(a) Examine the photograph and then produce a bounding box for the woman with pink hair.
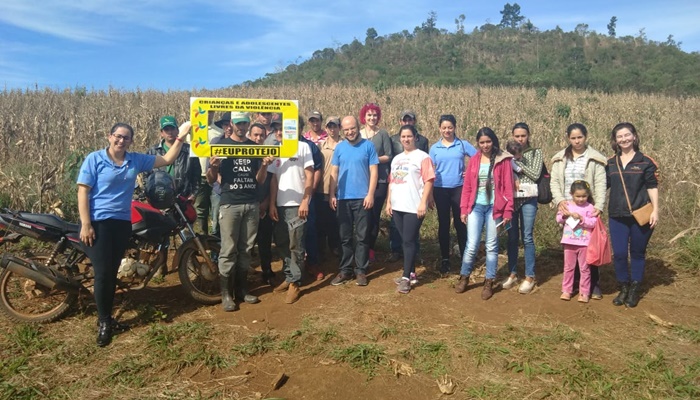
[359,103,393,262]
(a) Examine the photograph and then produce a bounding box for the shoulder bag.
[535,162,552,204]
[616,156,653,226]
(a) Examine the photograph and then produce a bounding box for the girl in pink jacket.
[556,180,598,302]
[454,128,514,300]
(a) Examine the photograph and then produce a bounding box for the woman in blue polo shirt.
[429,114,477,275]
[77,121,190,347]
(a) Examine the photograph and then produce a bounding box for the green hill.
[254,12,700,96]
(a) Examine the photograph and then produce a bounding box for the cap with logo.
[231,112,251,124]
[159,115,178,130]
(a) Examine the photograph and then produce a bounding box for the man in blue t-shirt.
[329,116,379,286]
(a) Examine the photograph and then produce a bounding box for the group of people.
[76,103,659,347]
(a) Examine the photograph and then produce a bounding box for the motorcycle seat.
[18,213,80,234]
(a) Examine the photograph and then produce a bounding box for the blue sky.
[1,0,698,91]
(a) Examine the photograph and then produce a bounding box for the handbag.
[616,156,653,226]
[535,162,552,204]
[586,217,611,266]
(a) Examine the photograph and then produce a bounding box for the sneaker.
[369,250,376,263]
[356,273,368,286]
[578,293,590,303]
[518,278,536,294]
[331,273,352,286]
[439,259,450,275]
[560,292,572,301]
[409,272,418,285]
[502,275,518,289]
[591,285,603,300]
[386,252,402,263]
[285,282,300,304]
[397,278,411,294]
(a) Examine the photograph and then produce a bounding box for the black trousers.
[433,186,467,259]
[84,219,132,323]
[368,183,388,250]
[393,211,423,278]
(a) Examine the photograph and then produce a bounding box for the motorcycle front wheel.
[177,236,221,305]
[0,253,78,323]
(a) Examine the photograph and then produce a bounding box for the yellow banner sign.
[190,97,299,158]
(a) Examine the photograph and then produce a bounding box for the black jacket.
[144,140,201,197]
[606,152,658,218]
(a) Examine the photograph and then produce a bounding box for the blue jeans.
[460,204,501,279]
[507,198,537,278]
[609,216,653,283]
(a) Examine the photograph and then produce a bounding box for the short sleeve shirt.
[217,138,263,205]
[77,149,156,221]
[267,141,314,206]
[430,138,477,188]
[389,150,435,213]
[331,139,379,200]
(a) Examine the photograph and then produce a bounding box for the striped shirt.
[563,149,588,200]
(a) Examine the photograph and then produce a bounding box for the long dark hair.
[564,123,588,161]
[610,122,640,155]
[476,127,501,203]
[511,122,531,148]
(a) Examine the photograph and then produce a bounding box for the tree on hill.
[499,3,525,29]
[253,5,700,96]
[607,16,617,37]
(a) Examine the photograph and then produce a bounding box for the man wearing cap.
[386,110,429,263]
[207,111,271,311]
[145,115,201,199]
[329,116,379,286]
[315,116,343,259]
[303,111,328,145]
[195,112,224,237]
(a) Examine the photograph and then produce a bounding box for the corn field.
[0,84,698,244]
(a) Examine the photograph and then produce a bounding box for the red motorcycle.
[0,196,221,323]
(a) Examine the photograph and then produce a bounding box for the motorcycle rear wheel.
[177,236,221,305]
[0,253,78,323]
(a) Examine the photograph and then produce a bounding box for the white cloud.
[0,0,191,43]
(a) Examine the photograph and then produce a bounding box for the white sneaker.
[518,279,536,294]
[502,275,518,289]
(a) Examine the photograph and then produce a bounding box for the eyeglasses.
[112,134,132,142]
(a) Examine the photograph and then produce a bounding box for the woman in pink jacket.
[455,128,514,300]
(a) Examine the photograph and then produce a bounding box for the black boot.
[625,281,641,308]
[612,282,629,306]
[220,275,238,312]
[234,268,259,304]
[96,320,112,347]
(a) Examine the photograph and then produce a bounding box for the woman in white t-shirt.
[385,125,435,294]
